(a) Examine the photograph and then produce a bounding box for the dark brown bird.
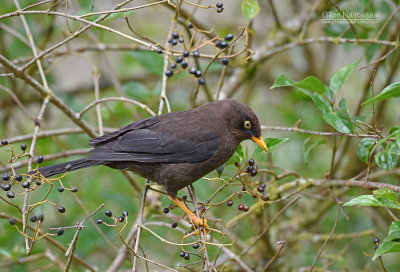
[31,99,267,227]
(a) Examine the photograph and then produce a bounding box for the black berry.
[2,173,10,181]
[1,140,8,145]
[168,38,173,43]
[238,204,244,211]
[189,67,196,74]
[234,161,240,167]
[227,200,233,207]
[165,70,173,77]
[238,192,243,198]
[374,237,379,244]
[36,180,42,186]
[192,243,199,249]
[171,222,178,228]
[105,210,112,217]
[58,186,64,192]
[222,57,228,65]
[215,40,222,48]
[187,22,193,29]
[7,192,15,198]
[183,50,189,57]
[257,184,265,193]
[171,32,179,39]
[38,214,44,222]
[58,207,66,213]
[15,175,22,182]
[178,37,184,43]
[96,219,103,224]
[261,195,269,201]
[122,210,128,217]
[179,251,185,257]
[246,166,254,173]
[224,34,234,41]
[194,70,202,78]
[192,51,200,58]
[198,78,206,85]
[71,186,78,193]
[171,39,178,46]
[30,214,37,222]
[216,2,223,8]
[22,181,30,188]
[20,144,27,151]
[219,41,228,48]
[248,159,254,166]
[2,184,11,191]
[56,227,64,236]
[250,169,257,177]
[184,253,190,260]
[181,61,188,68]
[9,218,16,225]
[38,155,44,164]
[243,206,249,212]
[156,47,163,54]
[170,63,177,69]
[176,56,184,63]
[65,164,72,171]
[118,216,124,222]
[163,207,170,214]
[37,155,44,164]
[216,7,224,13]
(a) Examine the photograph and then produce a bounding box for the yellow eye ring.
[244,120,252,130]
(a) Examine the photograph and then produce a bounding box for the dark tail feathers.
[29,159,101,178]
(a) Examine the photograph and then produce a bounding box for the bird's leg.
[168,195,209,228]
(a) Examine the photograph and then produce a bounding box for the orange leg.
[168,195,209,228]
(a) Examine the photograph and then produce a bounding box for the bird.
[30,99,267,227]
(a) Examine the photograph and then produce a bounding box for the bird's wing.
[88,116,161,146]
[87,115,220,163]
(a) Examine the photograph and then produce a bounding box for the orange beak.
[251,136,268,152]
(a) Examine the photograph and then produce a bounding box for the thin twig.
[309,202,342,272]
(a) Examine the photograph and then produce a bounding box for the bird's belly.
[160,142,237,194]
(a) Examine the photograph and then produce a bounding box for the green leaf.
[329,59,361,94]
[216,164,226,177]
[299,90,331,114]
[389,142,400,155]
[362,82,400,105]
[303,137,326,165]
[375,150,399,171]
[322,112,352,133]
[253,138,288,156]
[389,221,400,233]
[357,138,375,164]
[336,98,355,133]
[344,195,383,207]
[374,221,400,259]
[241,0,260,21]
[374,241,400,260]
[271,75,326,94]
[373,188,398,203]
[344,195,400,209]
[227,144,244,166]
[270,74,296,88]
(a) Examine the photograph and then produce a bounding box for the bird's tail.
[29,159,101,178]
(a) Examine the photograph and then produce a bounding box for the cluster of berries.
[96,209,129,225]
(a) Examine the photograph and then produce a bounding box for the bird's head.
[219,100,267,152]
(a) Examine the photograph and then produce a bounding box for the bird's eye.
[243,120,252,130]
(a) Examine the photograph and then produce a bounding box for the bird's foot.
[189,215,209,229]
